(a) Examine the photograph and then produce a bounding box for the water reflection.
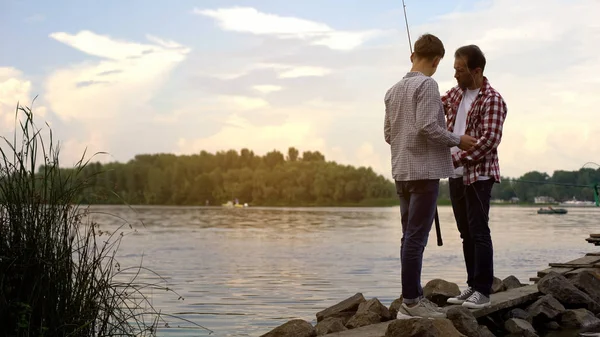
[84,205,600,336]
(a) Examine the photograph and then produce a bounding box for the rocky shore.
[259,270,600,337]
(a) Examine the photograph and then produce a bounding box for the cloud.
[176,112,327,157]
[41,31,190,164]
[0,67,47,131]
[252,85,282,94]
[194,6,384,51]
[4,0,599,180]
[186,0,600,179]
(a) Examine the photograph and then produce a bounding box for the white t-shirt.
[451,89,489,180]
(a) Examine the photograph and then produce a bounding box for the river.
[87,205,600,336]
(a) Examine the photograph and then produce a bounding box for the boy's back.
[384,72,457,181]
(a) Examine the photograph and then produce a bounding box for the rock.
[504,308,532,323]
[316,293,366,323]
[260,319,316,337]
[504,318,537,335]
[571,270,600,305]
[537,272,600,313]
[446,306,479,337]
[345,298,391,329]
[389,297,403,319]
[503,275,524,290]
[492,277,506,294]
[477,325,496,337]
[385,318,466,337]
[560,308,600,329]
[423,279,461,306]
[345,311,381,329]
[315,317,347,335]
[543,321,560,330]
[526,294,566,323]
[505,332,538,337]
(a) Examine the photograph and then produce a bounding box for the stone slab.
[471,284,540,318]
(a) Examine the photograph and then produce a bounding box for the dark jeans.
[449,177,495,297]
[395,179,439,303]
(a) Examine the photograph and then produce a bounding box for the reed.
[0,102,209,336]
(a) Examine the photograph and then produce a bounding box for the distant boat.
[222,201,248,208]
[537,207,568,215]
[558,197,595,207]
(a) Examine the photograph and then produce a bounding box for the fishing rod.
[401,0,443,246]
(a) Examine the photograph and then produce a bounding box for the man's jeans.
[449,177,495,297]
[395,179,439,303]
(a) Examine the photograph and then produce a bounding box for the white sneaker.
[400,299,446,319]
[447,287,475,305]
[462,291,491,309]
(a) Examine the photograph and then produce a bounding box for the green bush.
[0,102,209,336]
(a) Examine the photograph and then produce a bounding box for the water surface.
[88,205,600,336]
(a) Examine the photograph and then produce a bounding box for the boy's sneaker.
[462,291,491,309]
[399,299,446,319]
[447,287,475,304]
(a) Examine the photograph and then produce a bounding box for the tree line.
[50,148,600,206]
[68,148,397,206]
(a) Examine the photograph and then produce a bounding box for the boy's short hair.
[414,33,445,60]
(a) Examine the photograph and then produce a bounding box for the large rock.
[446,306,479,337]
[560,308,600,329]
[504,308,532,323]
[315,317,346,335]
[502,275,524,290]
[526,294,565,323]
[316,293,366,324]
[345,298,391,329]
[385,318,466,337]
[571,270,600,305]
[537,272,600,313]
[389,297,403,319]
[492,277,505,294]
[260,319,316,337]
[504,318,538,336]
[423,279,460,306]
[477,325,496,337]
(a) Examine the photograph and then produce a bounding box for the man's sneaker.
[447,287,475,304]
[400,299,446,319]
[462,291,491,309]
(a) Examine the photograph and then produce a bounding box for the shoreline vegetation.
[0,104,209,336]
[52,147,600,208]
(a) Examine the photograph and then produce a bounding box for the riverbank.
[260,236,600,337]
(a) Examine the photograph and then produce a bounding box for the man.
[443,45,507,309]
[384,34,476,318]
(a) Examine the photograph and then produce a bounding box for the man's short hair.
[455,45,486,71]
[413,33,445,60]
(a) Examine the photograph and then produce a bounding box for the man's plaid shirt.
[442,77,507,185]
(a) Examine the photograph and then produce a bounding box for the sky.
[1,0,599,179]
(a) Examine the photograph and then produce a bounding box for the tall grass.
[0,102,210,336]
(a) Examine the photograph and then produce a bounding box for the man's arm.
[416,79,460,147]
[441,87,456,117]
[452,94,507,166]
[384,90,391,144]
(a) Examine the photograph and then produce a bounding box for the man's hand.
[458,135,477,150]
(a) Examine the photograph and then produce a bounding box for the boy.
[384,34,476,318]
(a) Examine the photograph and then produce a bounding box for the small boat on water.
[537,207,567,215]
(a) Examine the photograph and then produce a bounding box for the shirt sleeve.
[384,89,391,144]
[453,94,507,164]
[416,78,461,147]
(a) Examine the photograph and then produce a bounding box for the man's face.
[453,57,475,90]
